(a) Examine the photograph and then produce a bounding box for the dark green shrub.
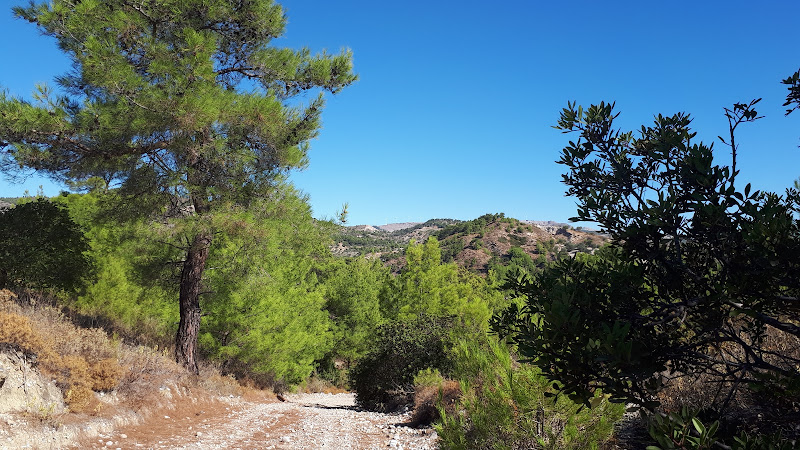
[349,314,455,411]
[0,198,93,291]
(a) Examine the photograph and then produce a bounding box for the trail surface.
[80,393,438,450]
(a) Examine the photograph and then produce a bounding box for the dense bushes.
[436,337,624,450]
[318,257,388,371]
[349,314,456,411]
[198,195,334,385]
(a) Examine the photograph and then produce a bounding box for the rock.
[0,348,65,415]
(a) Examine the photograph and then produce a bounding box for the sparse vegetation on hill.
[333,214,607,280]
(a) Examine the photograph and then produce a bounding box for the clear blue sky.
[1,1,799,225]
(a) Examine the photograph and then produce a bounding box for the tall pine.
[0,0,356,373]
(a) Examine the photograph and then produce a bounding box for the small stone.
[164,415,170,419]
[120,434,127,439]
[105,441,113,446]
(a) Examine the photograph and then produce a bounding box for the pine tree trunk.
[175,231,212,374]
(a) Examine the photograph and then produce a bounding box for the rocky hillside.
[333,214,609,274]
[331,219,458,259]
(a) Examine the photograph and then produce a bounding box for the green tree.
[382,237,502,329]
[495,97,800,414]
[198,188,334,384]
[0,1,356,372]
[0,198,93,291]
[320,257,388,366]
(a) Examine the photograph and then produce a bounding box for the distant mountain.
[333,214,608,275]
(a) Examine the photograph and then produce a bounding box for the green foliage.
[647,408,720,450]
[436,213,505,241]
[436,336,624,450]
[488,246,540,285]
[0,198,93,291]
[333,228,402,256]
[646,408,797,450]
[2,0,356,201]
[440,237,465,263]
[562,238,593,254]
[318,257,388,365]
[782,68,800,116]
[195,192,334,384]
[381,237,502,329]
[386,219,461,238]
[496,98,800,413]
[0,0,356,372]
[414,367,446,388]
[60,188,337,384]
[349,314,456,411]
[61,191,179,344]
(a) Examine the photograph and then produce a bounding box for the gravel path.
[83,393,439,450]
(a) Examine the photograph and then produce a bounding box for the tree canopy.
[0,0,356,372]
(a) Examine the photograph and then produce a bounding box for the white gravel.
[142,393,437,450]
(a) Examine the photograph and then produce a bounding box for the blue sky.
[1,1,799,225]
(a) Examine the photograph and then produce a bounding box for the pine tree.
[0,0,356,373]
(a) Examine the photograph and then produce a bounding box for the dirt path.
[78,393,438,450]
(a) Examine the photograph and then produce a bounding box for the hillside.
[333,214,609,274]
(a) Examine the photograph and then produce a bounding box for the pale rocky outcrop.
[0,347,65,415]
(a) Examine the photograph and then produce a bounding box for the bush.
[0,309,98,411]
[495,99,800,442]
[410,368,462,427]
[349,314,456,411]
[646,407,798,450]
[436,336,624,450]
[0,198,93,291]
[90,358,124,392]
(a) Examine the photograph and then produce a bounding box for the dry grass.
[655,323,800,438]
[0,289,242,416]
[301,375,348,394]
[0,290,124,412]
[410,380,462,427]
[197,363,246,397]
